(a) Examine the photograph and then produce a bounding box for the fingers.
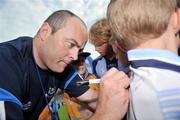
[100,67,130,89]
[95,71,130,120]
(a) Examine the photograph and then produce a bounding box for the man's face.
[40,17,88,73]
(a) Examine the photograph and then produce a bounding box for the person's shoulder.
[93,55,104,62]
[0,36,32,58]
[4,36,32,51]
[93,55,106,65]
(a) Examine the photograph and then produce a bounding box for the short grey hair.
[44,10,86,34]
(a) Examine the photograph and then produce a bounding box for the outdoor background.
[0,0,110,58]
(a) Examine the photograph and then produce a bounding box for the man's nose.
[69,49,78,60]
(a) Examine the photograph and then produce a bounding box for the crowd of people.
[0,0,180,120]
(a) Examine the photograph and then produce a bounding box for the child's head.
[107,0,178,50]
[89,18,110,46]
[89,18,115,56]
[72,52,90,76]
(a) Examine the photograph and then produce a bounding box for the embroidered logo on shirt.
[45,87,56,98]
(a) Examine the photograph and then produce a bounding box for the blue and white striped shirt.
[127,49,180,120]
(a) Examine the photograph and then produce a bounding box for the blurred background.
[0,0,110,58]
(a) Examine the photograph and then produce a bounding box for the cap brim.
[78,52,91,59]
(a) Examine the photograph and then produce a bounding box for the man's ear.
[39,22,52,41]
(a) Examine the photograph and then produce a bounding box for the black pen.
[76,79,101,86]
[76,78,130,89]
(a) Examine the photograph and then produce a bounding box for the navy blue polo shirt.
[0,36,89,120]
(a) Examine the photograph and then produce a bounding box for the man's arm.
[90,68,129,120]
[4,101,24,120]
[0,45,25,120]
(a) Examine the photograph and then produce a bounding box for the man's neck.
[33,38,48,70]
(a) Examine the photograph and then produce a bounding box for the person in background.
[72,52,95,79]
[89,18,129,78]
[0,9,130,120]
[72,52,99,91]
[108,0,180,119]
[63,52,99,120]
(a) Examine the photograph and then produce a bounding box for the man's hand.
[91,68,130,120]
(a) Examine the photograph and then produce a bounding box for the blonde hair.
[89,18,111,46]
[107,0,177,49]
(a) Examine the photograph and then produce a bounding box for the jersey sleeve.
[0,45,24,98]
[4,101,24,120]
[0,45,24,119]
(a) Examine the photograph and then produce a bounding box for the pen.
[76,79,101,86]
[76,78,130,89]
